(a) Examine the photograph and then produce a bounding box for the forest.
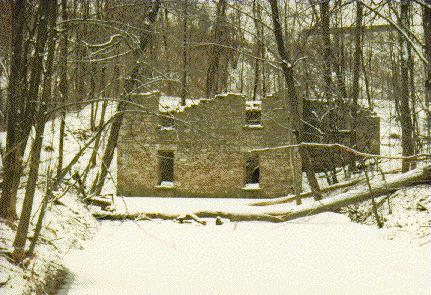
[0,0,430,294]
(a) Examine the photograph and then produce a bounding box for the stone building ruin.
[117,92,379,198]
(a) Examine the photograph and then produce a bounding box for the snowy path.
[58,213,430,295]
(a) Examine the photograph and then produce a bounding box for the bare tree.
[181,0,188,106]
[320,0,333,101]
[350,1,363,170]
[252,0,263,101]
[0,0,27,220]
[333,0,348,99]
[91,0,161,195]
[13,0,58,261]
[206,0,227,97]
[268,0,322,204]
[0,0,51,220]
[399,0,415,172]
[56,0,69,177]
[424,2,431,153]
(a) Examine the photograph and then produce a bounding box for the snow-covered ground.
[58,213,430,295]
[0,191,96,294]
[1,97,429,294]
[55,97,430,295]
[0,104,108,294]
[342,184,430,246]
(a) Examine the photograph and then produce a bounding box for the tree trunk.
[161,9,172,95]
[0,0,50,220]
[0,0,27,220]
[74,0,88,105]
[399,0,414,172]
[268,0,322,203]
[13,0,57,261]
[206,0,227,97]
[113,63,121,98]
[333,0,348,99]
[350,1,363,170]
[320,0,333,101]
[333,29,347,98]
[0,60,3,126]
[252,0,262,101]
[10,0,53,215]
[407,36,418,168]
[90,63,97,131]
[56,0,69,178]
[91,0,161,195]
[181,0,188,105]
[250,177,364,207]
[259,2,267,97]
[360,48,373,110]
[423,4,431,154]
[274,165,430,223]
[13,122,46,260]
[389,36,401,119]
[27,173,50,258]
[87,100,108,171]
[90,102,125,195]
[96,166,431,223]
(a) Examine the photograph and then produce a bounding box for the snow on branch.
[250,142,431,161]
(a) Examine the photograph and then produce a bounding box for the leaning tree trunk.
[96,165,431,223]
[91,0,161,195]
[90,62,97,131]
[268,0,322,203]
[91,103,125,195]
[399,0,414,172]
[87,100,108,170]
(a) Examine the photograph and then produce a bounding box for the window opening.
[245,154,260,188]
[159,151,174,185]
[245,110,262,125]
[160,114,175,130]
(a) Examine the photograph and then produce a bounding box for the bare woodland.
[0,0,430,293]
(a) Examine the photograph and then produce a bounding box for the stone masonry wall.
[303,99,380,171]
[117,92,300,198]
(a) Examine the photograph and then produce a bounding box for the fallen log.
[250,167,406,207]
[93,165,430,223]
[85,196,112,209]
[249,178,364,207]
[93,211,284,223]
[266,165,431,221]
